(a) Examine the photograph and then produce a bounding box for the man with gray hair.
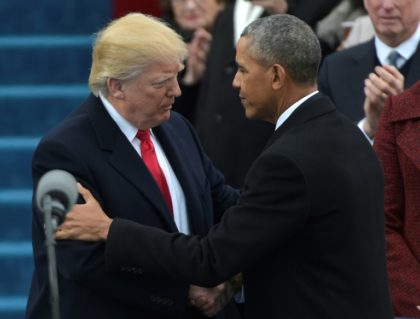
[319,0,420,141]
[56,14,393,319]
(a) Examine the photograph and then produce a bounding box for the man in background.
[319,0,420,141]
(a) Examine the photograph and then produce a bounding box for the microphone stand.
[42,194,61,319]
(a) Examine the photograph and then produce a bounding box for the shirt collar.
[99,92,139,143]
[275,91,319,131]
[375,23,420,65]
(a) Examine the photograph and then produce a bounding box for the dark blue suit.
[26,94,238,319]
[319,39,420,122]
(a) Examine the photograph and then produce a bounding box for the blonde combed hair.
[89,13,188,96]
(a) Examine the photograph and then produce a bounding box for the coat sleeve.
[105,150,309,287]
[32,138,190,316]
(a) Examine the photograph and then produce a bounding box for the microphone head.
[36,169,78,212]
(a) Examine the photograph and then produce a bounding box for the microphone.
[36,169,78,231]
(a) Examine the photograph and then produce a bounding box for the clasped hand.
[363,65,404,138]
[189,283,233,317]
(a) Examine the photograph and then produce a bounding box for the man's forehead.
[144,61,183,74]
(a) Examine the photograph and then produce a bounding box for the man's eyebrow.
[236,62,245,70]
[152,73,177,85]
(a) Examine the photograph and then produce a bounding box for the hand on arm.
[188,282,233,317]
[363,65,404,139]
[55,183,112,241]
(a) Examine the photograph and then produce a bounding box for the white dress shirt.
[275,91,320,130]
[99,93,190,234]
[375,23,420,68]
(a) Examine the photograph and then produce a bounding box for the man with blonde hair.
[26,13,238,319]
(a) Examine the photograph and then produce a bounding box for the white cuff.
[357,118,373,145]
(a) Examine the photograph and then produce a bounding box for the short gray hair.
[241,14,321,85]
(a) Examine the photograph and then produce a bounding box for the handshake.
[53,182,243,317]
[188,273,243,317]
[188,282,234,317]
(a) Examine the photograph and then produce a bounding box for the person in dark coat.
[56,14,393,319]
[160,0,229,123]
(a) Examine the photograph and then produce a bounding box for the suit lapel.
[349,39,420,89]
[154,122,209,235]
[396,123,420,171]
[386,82,420,170]
[86,95,176,230]
[389,81,420,122]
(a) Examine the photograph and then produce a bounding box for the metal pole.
[42,194,61,319]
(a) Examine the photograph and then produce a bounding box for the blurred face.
[116,62,182,129]
[232,36,277,122]
[171,0,222,31]
[364,0,420,46]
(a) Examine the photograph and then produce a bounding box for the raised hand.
[182,28,212,86]
[363,65,404,138]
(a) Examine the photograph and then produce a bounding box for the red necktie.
[136,130,173,214]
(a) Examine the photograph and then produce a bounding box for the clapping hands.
[182,28,212,86]
[363,65,404,138]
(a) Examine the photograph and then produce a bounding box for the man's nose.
[232,71,241,89]
[170,79,182,97]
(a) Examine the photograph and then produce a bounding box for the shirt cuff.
[357,118,373,145]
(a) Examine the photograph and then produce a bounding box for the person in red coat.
[374,81,420,318]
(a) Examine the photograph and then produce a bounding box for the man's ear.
[271,64,286,90]
[107,78,125,99]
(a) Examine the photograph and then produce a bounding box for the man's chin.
[163,110,171,118]
[244,108,256,120]
[154,110,171,126]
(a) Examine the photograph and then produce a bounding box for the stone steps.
[0,1,111,317]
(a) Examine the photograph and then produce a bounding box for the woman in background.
[160,0,229,122]
[374,81,420,318]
